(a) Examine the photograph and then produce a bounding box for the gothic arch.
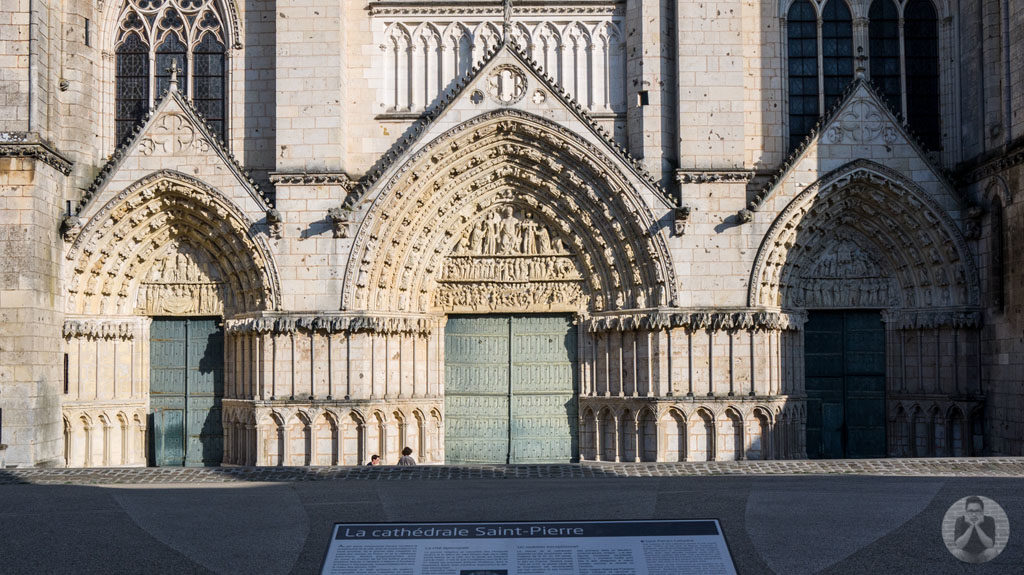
[105,0,242,51]
[749,161,979,311]
[343,111,675,314]
[66,171,280,316]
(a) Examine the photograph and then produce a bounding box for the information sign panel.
[320,519,736,575]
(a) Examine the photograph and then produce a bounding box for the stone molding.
[584,310,807,333]
[0,132,73,176]
[749,160,981,311]
[62,319,138,340]
[958,141,1024,185]
[225,314,440,336]
[343,110,677,314]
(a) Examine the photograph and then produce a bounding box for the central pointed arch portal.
[343,111,676,463]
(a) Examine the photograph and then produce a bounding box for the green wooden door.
[444,316,510,464]
[511,315,578,463]
[445,314,578,464]
[150,318,224,467]
[805,311,886,458]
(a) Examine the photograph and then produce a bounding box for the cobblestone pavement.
[2,457,1023,485]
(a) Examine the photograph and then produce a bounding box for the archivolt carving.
[749,162,980,311]
[66,171,280,316]
[342,111,675,314]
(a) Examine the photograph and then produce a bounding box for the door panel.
[510,315,578,463]
[444,316,510,464]
[805,311,886,459]
[149,318,224,467]
[444,315,577,464]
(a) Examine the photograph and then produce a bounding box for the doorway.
[805,311,886,458]
[149,317,224,466]
[444,314,578,464]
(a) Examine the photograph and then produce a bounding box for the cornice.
[0,133,73,176]
[63,319,137,340]
[675,169,755,185]
[269,172,358,190]
[585,309,807,333]
[957,138,1024,185]
[225,313,441,336]
[881,308,982,330]
[368,1,623,17]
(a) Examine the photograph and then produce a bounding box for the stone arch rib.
[748,160,979,311]
[66,171,280,316]
[342,110,675,314]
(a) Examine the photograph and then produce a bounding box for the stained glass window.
[787,0,819,151]
[821,0,853,110]
[904,0,940,150]
[115,32,150,144]
[868,0,901,113]
[155,33,188,97]
[789,0,943,153]
[193,33,226,138]
[113,0,228,144]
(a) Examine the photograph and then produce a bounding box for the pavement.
[1,459,1022,574]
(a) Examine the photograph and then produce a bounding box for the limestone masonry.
[0,0,1021,468]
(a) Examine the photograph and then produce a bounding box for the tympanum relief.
[435,206,585,312]
[136,241,227,315]
[787,235,896,309]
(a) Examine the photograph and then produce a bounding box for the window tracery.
[114,0,227,143]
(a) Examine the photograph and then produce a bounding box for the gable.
[755,82,963,219]
[75,87,270,224]
[351,41,675,211]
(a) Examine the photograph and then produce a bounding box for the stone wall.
[0,157,66,467]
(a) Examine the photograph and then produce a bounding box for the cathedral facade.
[1,0,1021,468]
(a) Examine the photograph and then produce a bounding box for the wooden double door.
[149,318,224,467]
[805,311,886,459]
[444,314,579,464]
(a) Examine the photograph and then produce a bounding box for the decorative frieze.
[585,310,807,333]
[62,319,137,340]
[269,172,358,189]
[225,314,438,336]
[882,309,982,330]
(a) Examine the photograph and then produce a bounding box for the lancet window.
[115,0,227,143]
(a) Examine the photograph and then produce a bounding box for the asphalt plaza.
[1,459,1022,574]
